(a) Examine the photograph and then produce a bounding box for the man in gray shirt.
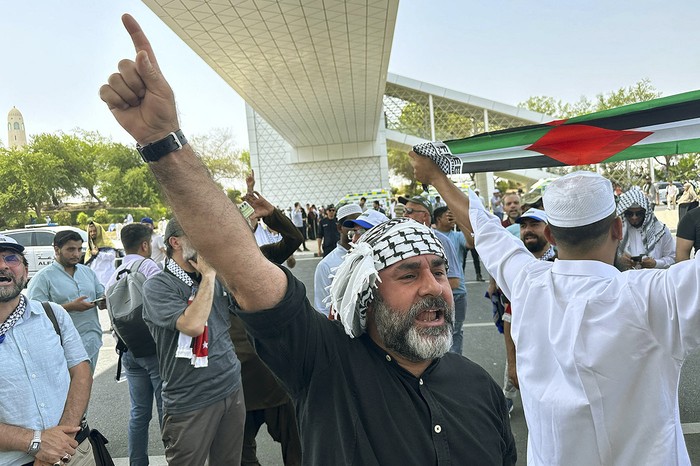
[143,218,243,466]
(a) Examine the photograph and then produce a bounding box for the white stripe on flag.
[632,117,700,146]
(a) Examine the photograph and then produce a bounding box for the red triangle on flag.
[526,124,653,165]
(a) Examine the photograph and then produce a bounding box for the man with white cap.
[313,203,364,316]
[615,188,675,271]
[411,151,700,466]
[99,17,516,463]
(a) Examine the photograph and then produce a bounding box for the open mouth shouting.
[415,309,445,327]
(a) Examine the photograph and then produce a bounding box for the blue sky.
[2,1,698,149]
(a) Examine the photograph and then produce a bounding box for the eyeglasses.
[405,207,429,215]
[0,254,22,267]
[624,210,645,219]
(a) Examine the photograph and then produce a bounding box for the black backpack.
[106,259,157,363]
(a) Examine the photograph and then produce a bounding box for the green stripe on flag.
[445,126,550,155]
[603,137,700,163]
[566,89,700,124]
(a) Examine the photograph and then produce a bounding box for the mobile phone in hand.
[238,201,254,218]
[93,297,107,306]
[630,255,644,262]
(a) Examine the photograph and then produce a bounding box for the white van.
[0,226,88,279]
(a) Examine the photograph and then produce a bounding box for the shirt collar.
[551,259,619,278]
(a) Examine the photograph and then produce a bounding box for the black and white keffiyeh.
[329,218,447,337]
[616,188,667,254]
[412,141,462,175]
[0,295,27,344]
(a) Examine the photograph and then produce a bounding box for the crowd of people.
[3,13,700,466]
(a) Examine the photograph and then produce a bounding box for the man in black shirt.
[316,204,339,257]
[676,206,700,262]
[100,16,515,465]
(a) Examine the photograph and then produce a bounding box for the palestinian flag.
[421,90,700,173]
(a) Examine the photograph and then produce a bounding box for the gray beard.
[0,274,26,303]
[372,293,454,363]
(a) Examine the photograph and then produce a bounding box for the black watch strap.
[137,130,187,162]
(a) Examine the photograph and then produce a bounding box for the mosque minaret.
[7,107,27,148]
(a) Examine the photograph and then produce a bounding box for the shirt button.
[40,403,45,408]
[385,355,392,362]
[419,379,424,385]
[31,374,37,379]
[434,425,442,433]
[22,350,27,354]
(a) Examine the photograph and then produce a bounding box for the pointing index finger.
[122,14,162,74]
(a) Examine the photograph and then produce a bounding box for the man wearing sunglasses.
[0,235,92,466]
[615,188,675,271]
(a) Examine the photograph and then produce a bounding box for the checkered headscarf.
[412,141,462,175]
[329,218,447,337]
[616,188,667,254]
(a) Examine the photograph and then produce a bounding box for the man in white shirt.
[411,154,700,466]
[614,188,675,271]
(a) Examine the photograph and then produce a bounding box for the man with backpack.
[106,223,162,466]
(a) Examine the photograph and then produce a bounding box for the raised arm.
[409,151,473,233]
[99,15,285,311]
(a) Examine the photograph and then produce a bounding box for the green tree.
[98,143,162,207]
[53,211,72,225]
[189,128,247,184]
[519,79,660,118]
[0,146,67,218]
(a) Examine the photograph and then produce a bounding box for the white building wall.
[246,104,390,209]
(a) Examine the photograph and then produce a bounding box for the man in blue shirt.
[28,230,105,371]
[0,234,91,466]
[433,206,470,354]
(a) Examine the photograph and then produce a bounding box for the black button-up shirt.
[238,267,516,465]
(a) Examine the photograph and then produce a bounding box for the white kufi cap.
[543,171,615,227]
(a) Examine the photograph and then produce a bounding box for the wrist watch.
[137,130,188,163]
[27,430,41,456]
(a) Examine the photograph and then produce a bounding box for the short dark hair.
[433,206,449,220]
[121,224,152,253]
[54,230,83,248]
[548,213,616,253]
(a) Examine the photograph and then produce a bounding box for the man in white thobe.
[411,157,700,466]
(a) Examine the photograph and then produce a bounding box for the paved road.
[90,249,700,464]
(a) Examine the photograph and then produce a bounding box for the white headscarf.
[329,218,447,337]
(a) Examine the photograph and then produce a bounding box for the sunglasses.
[624,210,645,219]
[0,254,22,266]
[405,207,429,215]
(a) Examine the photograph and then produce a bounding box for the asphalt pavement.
[90,244,700,464]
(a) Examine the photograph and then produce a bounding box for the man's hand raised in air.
[99,14,179,146]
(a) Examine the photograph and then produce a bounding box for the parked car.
[0,226,88,279]
[656,181,684,204]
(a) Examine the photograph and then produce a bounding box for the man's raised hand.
[408,150,445,186]
[99,14,179,145]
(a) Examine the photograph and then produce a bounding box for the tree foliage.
[189,128,248,184]
[519,79,661,118]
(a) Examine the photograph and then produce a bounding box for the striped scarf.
[166,259,208,368]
